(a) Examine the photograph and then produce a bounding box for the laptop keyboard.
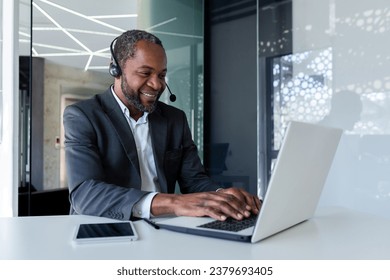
[197,215,257,232]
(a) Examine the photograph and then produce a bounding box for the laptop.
[151,121,343,243]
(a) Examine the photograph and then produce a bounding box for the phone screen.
[75,222,138,243]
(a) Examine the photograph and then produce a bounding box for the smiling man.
[63,30,260,222]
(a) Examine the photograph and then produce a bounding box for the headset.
[109,37,122,78]
[109,37,176,102]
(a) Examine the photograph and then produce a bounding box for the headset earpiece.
[109,62,121,77]
[109,37,121,77]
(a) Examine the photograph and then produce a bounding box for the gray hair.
[113,30,164,70]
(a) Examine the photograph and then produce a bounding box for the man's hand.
[151,188,262,221]
[216,187,261,217]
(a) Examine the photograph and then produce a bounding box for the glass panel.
[19,0,204,214]
[207,0,258,195]
[18,0,32,216]
[259,0,390,218]
[271,47,333,150]
[138,0,204,157]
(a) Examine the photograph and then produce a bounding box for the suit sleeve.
[63,105,147,220]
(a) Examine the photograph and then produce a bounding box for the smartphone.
[73,221,138,244]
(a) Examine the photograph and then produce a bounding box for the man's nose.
[147,75,163,91]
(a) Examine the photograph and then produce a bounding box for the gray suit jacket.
[63,88,219,220]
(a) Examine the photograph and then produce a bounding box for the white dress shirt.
[111,87,159,218]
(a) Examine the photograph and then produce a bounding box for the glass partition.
[19,0,204,215]
[258,0,390,218]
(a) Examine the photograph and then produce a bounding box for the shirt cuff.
[132,192,159,219]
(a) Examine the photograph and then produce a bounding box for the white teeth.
[142,92,156,97]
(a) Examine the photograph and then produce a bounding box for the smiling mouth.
[141,92,158,99]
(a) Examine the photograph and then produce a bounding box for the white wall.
[0,0,19,217]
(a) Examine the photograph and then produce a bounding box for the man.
[63,30,260,221]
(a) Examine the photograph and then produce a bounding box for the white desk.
[1,207,390,260]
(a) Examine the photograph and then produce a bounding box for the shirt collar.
[110,85,149,122]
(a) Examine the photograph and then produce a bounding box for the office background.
[0,0,389,219]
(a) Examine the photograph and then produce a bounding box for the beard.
[120,75,159,113]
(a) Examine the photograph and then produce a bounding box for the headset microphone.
[165,83,177,102]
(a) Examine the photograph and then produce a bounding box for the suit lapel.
[149,106,168,193]
[99,89,141,174]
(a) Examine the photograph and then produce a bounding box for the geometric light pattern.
[272,44,390,148]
